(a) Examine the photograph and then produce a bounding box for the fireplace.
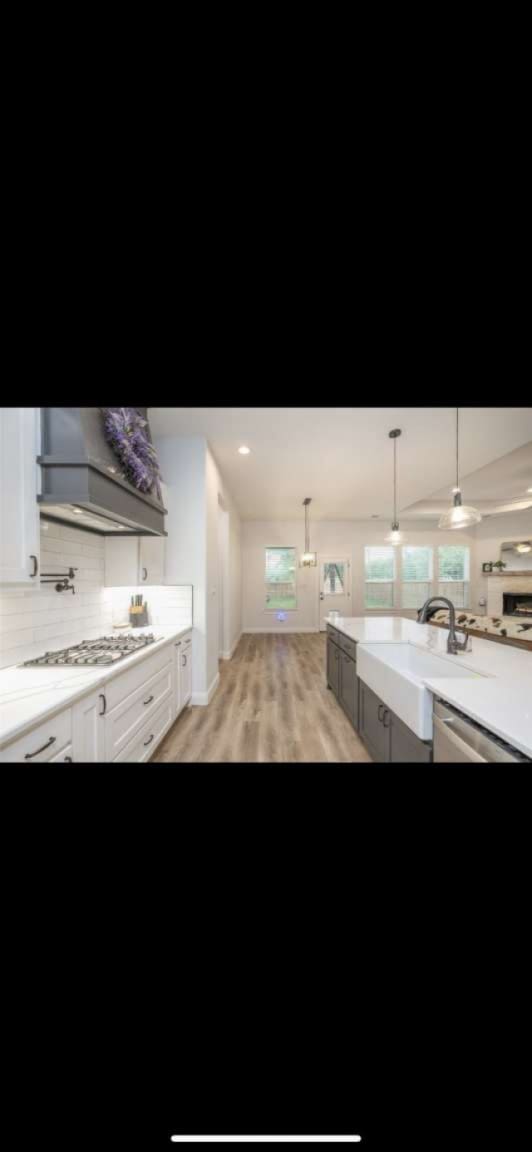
[503,592,532,618]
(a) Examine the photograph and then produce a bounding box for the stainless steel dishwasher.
[433,699,530,763]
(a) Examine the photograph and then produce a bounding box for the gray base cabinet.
[327,626,359,732]
[359,681,391,761]
[339,649,359,729]
[390,711,432,763]
[359,679,432,763]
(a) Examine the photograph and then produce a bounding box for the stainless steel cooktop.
[22,633,157,667]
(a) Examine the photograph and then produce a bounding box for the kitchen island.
[325,615,532,761]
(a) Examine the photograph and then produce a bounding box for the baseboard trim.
[191,672,220,707]
[242,627,319,634]
[220,631,243,660]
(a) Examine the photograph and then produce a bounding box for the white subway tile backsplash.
[0,521,192,667]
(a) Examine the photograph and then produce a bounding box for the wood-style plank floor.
[152,633,372,763]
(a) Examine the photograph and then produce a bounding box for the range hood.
[37,408,167,536]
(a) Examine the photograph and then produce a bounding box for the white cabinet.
[0,407,40,585]
[173,631,192,719]
[0,707,72,763]
[105,536,166,587]
[72,690,106,762]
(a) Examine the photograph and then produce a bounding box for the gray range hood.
[37,408,167,536]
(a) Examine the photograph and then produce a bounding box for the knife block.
[129,607,149,628]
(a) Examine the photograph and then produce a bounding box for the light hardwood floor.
[152,633,372,763]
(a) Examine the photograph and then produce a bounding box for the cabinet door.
[359,681,391,761]
[72,691,106,762]
[139,536,166,586]
[0,407,40,584]
[104,538,139,587]
[390,711,432,763]
[179,639,192,707]
[173,641,182,719]
[339,651,357,727]
[327,636,340,695]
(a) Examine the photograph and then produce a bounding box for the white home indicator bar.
[170,1139,362,1144]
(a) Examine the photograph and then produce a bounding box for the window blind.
[364,547,395,608]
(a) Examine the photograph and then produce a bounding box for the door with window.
[319,557,351,630]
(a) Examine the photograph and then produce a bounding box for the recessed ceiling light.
[73,509,84,515]
[238,446,251,455]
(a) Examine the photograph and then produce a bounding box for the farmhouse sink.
[356,642,489,740]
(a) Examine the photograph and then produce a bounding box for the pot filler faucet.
[417,596,472,654]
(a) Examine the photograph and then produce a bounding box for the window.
[323,562,347,596]
[401,546,433,609]
[364,547,395,609]
[265,547,297,610]
[437,545,470,608]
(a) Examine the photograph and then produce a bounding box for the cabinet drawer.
[338,633,357,661]
[0,707,72,763]
[105,661,173,760]
[105,645,172,713]
[326,624,341,642]
[50,742,74,763]
[115,698,174,762]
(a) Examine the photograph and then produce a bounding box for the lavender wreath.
[101,408,162,499]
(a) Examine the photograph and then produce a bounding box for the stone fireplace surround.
[487,575,532,618]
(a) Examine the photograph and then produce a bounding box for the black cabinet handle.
[142,567,148,581]
[64,756,73,762]
[24,735,56,760]
[182,655,187,666]
[383,709,390,728]
[378,704,384,722]
[143,734,154,747]
[99,693,106,716]
[30,555,38,577]
[143,695,154,706]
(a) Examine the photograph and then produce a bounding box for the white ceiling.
[149,407,532,522]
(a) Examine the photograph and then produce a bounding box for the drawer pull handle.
[25,735,56,760]
[99,693,106,716]
[181,655,187,666]
[64,756,73,762]
[143,695,154,706]
[142,567,148,581]
[30,554,39,577]
[144,734,154,747]
[378,704,384,722]
[175,642,181,648]
[383,709,390,728]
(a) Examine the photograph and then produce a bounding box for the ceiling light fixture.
[438,408,482,530]
[384,429,405,546]
[238,445,251,455]
[300,497,317,566]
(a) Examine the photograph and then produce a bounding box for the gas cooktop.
[22,633,157,667]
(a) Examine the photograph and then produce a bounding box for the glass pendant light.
[384,429,405,545]
[300,497,317,566]
[438,408,482,530]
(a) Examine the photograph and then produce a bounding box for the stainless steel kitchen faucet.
[417,596,472,654]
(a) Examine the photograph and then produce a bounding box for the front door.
[319,557,351,630]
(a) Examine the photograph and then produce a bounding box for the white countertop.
[0,625,192,749]
[325,615,532,756]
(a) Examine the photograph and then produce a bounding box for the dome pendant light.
[300,497,317,566]
[438,408,482,530]
[384,429,405,546]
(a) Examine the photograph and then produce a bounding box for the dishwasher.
[433,699,530,763]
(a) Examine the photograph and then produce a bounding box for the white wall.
[155,436,241,701]
[242,519,478,631]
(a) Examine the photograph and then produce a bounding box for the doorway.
[319,556,351,630]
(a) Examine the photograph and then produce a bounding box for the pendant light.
[438,408,482,530]
[384,429,405,546]
[514,541,531,554]
[300,497,317,566]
